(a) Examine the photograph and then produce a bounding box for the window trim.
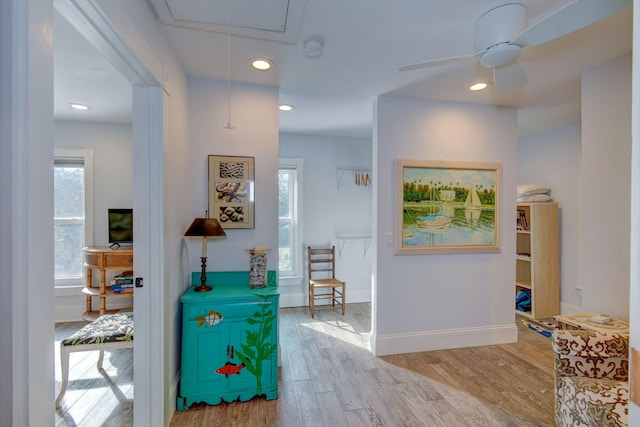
[54,148,94,288]
[279,158,303,286]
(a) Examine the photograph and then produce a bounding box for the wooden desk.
[82,246,133,321]
[554,312,629,335]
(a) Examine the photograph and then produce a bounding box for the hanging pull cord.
[224,9,234,129]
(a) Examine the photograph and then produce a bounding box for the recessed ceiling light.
[469,82,488,91]
[251,58,274,71]
[69,103,91,110]
[279,104,294,112]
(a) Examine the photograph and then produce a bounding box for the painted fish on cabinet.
[196,309,224,327]
[215,361,246,378]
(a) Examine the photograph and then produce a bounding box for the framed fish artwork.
[394,159,502,255]
[208,155,255,229]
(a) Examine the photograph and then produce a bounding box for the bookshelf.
[515,202,559,319]
[82,246,134,321]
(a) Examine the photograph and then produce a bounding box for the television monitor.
[108,208,133,248]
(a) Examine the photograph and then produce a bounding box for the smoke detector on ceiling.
[303,39,323,57]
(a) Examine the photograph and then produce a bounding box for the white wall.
[187,78,279,276]
[54,120,134,321]
[628,2,639,421]
[580,53,631,320]
[161,62,190,427]
[279,133,373,307]
[515,51,634,419]
[515,53,631,322]
[90,1,192,424]
[374,96,518,356]
[518,123,581,313]
[1,0,55,423]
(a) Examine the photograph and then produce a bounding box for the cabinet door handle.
[230,345,234,359]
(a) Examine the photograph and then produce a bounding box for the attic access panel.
[149,0,306,44]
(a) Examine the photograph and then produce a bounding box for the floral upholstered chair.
[552,329,629,427]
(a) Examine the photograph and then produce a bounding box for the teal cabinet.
[176,271,279,410]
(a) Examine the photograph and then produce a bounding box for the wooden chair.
[307,246,345,318]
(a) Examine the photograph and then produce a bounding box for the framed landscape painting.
[208,155,255,229]
[394,159,501,255]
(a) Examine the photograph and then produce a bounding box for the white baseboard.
[167,370,180,424]
[55,305,86,322]
[279,289,371,308]
[55,297,133,323]
[560,302,583,314]
[374,323,518,356]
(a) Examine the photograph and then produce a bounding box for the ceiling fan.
[399,0,632,93]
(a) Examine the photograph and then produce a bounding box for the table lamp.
[184,216,226,292]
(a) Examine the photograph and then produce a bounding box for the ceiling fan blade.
[513,0,631,47]
[399,52,481,72]
[493,61,528,93]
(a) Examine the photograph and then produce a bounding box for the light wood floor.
[55,304,555,426]
[54,321,134,426]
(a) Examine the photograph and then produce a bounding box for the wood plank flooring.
[55,304,555,426]
[170,304,555,427]
[54,321,134,427]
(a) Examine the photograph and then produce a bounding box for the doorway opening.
[53,1,164,424]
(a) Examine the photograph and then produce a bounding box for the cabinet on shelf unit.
[515,202,559,319]
[176,270,279,410]
[82,246,133,321]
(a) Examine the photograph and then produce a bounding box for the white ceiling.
[53,0,633,138]
[54,11,132,124]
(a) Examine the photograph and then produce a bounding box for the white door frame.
[54,1,165,425]
[1,0,56,424]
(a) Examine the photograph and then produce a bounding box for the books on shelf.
[517,209,529,231]
[112,282,134,294]
[111,271,134,293]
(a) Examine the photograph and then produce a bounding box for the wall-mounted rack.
[336,235,372,256]
[336,167,372,190]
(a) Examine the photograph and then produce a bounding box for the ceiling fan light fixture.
[279,104,295,112]
[475,3,528,52]
[469,82,488,91]
[479,43,521,68]
[251,57,274,71]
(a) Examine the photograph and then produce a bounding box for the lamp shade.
[184,218,226,237]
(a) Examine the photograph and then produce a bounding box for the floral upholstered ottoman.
[552,329,628,427]
[55,312,134,408]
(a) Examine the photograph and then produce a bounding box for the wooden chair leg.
[310,286,315,318]
[342,284,346,315]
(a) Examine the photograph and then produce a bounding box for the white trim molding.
[55,1,165,425]
[280,288,371,309]
[374,324,518,357]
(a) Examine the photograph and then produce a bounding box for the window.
[54,149,93,287]
[279,158,303,283]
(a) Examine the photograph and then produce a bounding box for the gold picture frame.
[394,158,501,255]
[208,155,255,229]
